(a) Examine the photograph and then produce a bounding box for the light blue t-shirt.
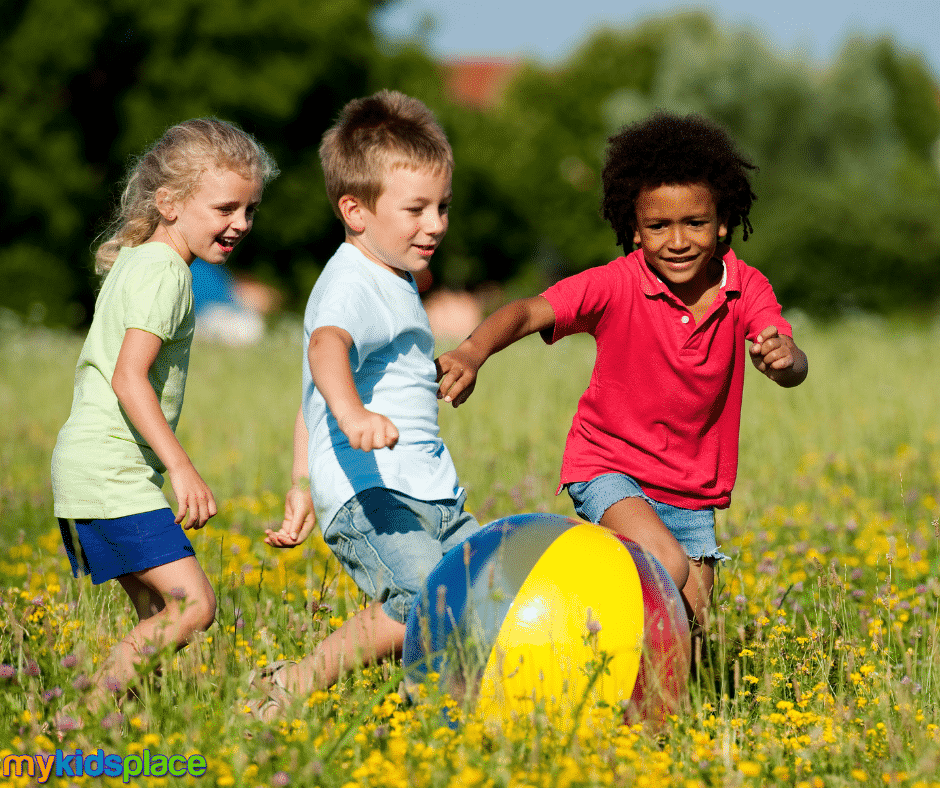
[302,242,462,527]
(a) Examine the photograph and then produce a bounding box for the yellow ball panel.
[476,523,644,724]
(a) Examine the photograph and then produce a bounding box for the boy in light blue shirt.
[256,90,478,719]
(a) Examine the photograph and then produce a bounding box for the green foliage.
[492,13,940,315]
[2,5,939,322]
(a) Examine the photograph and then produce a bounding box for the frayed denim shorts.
[566,473,728,562]
[323,487,480,623]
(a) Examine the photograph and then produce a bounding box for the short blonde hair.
[319,90,453,219]
[95,118,278,273]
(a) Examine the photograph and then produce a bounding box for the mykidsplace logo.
[2,749,207,783]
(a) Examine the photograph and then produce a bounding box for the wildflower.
[272,772,290,787]
[0,664,14,679]
[60,654,78,668]
[738,761,761,777]
[101,712,123,729]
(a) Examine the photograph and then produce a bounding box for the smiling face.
[152,167,263,265]
[341,164,451,279]
[633,182,728,299]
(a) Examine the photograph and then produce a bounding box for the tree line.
[2,2,939,325]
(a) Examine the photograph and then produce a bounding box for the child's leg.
[93,555,216,703]
[600,497,691,592]
[684,557,715,631]
[275,602,406,698]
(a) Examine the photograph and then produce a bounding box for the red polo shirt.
[541,247,792,510]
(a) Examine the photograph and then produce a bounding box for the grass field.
[1,309,939,787]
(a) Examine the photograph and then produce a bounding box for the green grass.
[1,309,939,787]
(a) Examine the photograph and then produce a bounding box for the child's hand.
[749,326,808,386]
[264,484,316,548]
[436,348,480,406]
[337,408,399,451]
[167,462,217,530]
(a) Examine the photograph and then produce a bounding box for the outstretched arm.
[436,295,556,407]
[265,407,316,548]
[112,328,217,529]
[749,326,808,387]
[309,325,399,451]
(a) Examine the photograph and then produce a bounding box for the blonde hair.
[319,90,453,220]
[95,118,278,274]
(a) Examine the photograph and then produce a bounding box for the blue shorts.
[566,473,728,562]
[323,488,480,623]
[58,509,196,585]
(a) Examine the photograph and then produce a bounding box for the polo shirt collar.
[632,246,743,298]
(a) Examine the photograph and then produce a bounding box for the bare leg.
[600,497,691,592]
[91,556,216,707]
[683,557,715,632]
[254,602,405,721]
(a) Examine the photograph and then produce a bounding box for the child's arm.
[749,326,808,387]
[309,325,399,451]
[436,295,556,407]
[265,406,316,548]
[111,328,217,529]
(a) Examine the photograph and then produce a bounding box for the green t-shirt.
[52,243,195,519]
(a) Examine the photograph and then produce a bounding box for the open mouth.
[216,237,239,253]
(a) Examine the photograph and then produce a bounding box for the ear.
[155,187,177,222]
[632,226,642,247]
[339,194,366,234]
[718,218,729,239]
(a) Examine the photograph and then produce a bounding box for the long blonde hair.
[94,118,278,274]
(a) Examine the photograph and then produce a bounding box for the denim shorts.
[323,488,480,623]
[566,473,728,562]
[58,508,196,585]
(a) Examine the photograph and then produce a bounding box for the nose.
[424,210,447,237]
[667,225,689,250]
[231,210,252,233]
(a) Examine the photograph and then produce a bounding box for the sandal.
[246,660,296,722]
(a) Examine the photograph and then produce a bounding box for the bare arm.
[749,326,809,388]
[436,295,556,406]
[111,328,216,529]
[309,325,399,451]
[265,406,316,548]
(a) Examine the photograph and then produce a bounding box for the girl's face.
[632,182,727,298]
[154,167,263,265]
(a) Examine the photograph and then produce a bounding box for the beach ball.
[403,513,690,725]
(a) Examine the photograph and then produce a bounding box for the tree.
[0,0,393,324]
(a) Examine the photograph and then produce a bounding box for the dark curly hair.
[601,111,757,250]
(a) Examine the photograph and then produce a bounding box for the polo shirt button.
[681,315,690,324]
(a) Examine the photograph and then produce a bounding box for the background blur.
[3,0,939,328]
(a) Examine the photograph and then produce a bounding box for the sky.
[375,0,940,78]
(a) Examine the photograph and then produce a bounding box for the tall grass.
[1,309,938,787]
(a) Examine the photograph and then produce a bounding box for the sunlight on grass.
[1,311,939,786]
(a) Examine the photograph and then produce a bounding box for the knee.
[658,544,690,592]
[181,586,217,634]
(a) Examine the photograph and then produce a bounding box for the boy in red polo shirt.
[436,112,808,628]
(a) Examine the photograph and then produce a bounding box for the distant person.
[51,118,277,723]
[437,112,808,630]
[190,258,264,346]
[254,90,479,720]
